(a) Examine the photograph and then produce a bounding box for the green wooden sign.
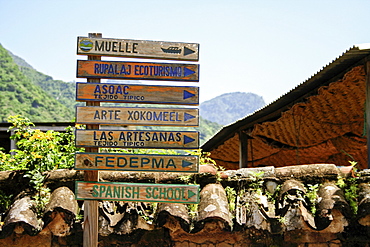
[75,152,199,173]
[75,181,199,204]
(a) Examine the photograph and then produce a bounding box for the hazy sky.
[1,0,370,104]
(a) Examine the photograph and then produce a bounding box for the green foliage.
[187,203,198,220]
[0,44,73,122]
[0,115,80,172]
[278,216,287,224]
[335,161,359,215]
[24,169,51,216]
[248,171,265,195]
[305,184,319,215]
[75,211,84,221]
[198,117,223,143]
[0,115,80,216]
[19,66,79,111]
[6,49,33,69]
[179,174,193,184]
[187,149,216,166]
[138,203,157,223]
[0,190,12,212]
[337,176,359,215]
[225,186,237,213]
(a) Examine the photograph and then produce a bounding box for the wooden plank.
[75,152,199,173]
[77,60,199,82]
[75,181,200,204]
[76,106,199,126]
[76,82,199,105]
[77,36,199,61]
[75,129,199,149]
[83,32,101,247]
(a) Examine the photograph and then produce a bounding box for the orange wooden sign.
[76,83,199,105]
[77,36,199,61]
[76,181,199,204]
[75,152,199,173]
[77,60,199,81]
[75,129,199,149]
[76,106,199,126]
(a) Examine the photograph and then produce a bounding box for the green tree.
[0,44,73,122]
[0,115,81,215]
[0,115,79,172]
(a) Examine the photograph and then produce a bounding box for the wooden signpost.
[76,106,199,126]
[77,36,199,61]
[76,82,199,105]
[75,129,199,149]
[75,33,200,247]
[75,152,199,173]
[76,181,199,204]
[77,60,199,81]
[81,33,101,247]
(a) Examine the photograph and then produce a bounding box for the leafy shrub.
[0,115,80,172]
[0,115,81,216]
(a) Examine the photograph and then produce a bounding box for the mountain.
[18,67,78,110]
[2,45,222,144]
[200,92,266,125]
[8,49,78,111]
[5,46,268,144]
[0,43,73,122]
[6,50,34,69]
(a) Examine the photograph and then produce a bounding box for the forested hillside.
[0,44,73,122]
[2,43,267,144]
[8,49,78,110]
[1,45,222,144]
[19,67,78,110]
[1,43,264,144]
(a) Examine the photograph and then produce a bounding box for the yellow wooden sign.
[77,60,199,81]
[75,152,199,173]
[76,82,199,105]
[76,181,199,204]
[75,130,199,149]
[77,36,199,61]
[76,106,199,126]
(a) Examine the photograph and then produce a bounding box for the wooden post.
[83,33,101,247]
[366,59,370,169]
[239,130,249,168]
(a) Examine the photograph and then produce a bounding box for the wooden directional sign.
[76,82,199,105]
[76,181,199,204]
[75,129,199,149]
[77,60,199,82]
[77,36,199,61]
[76,106,199,127]
[75,152,199,173]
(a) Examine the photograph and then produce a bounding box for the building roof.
[201,44,370,170]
